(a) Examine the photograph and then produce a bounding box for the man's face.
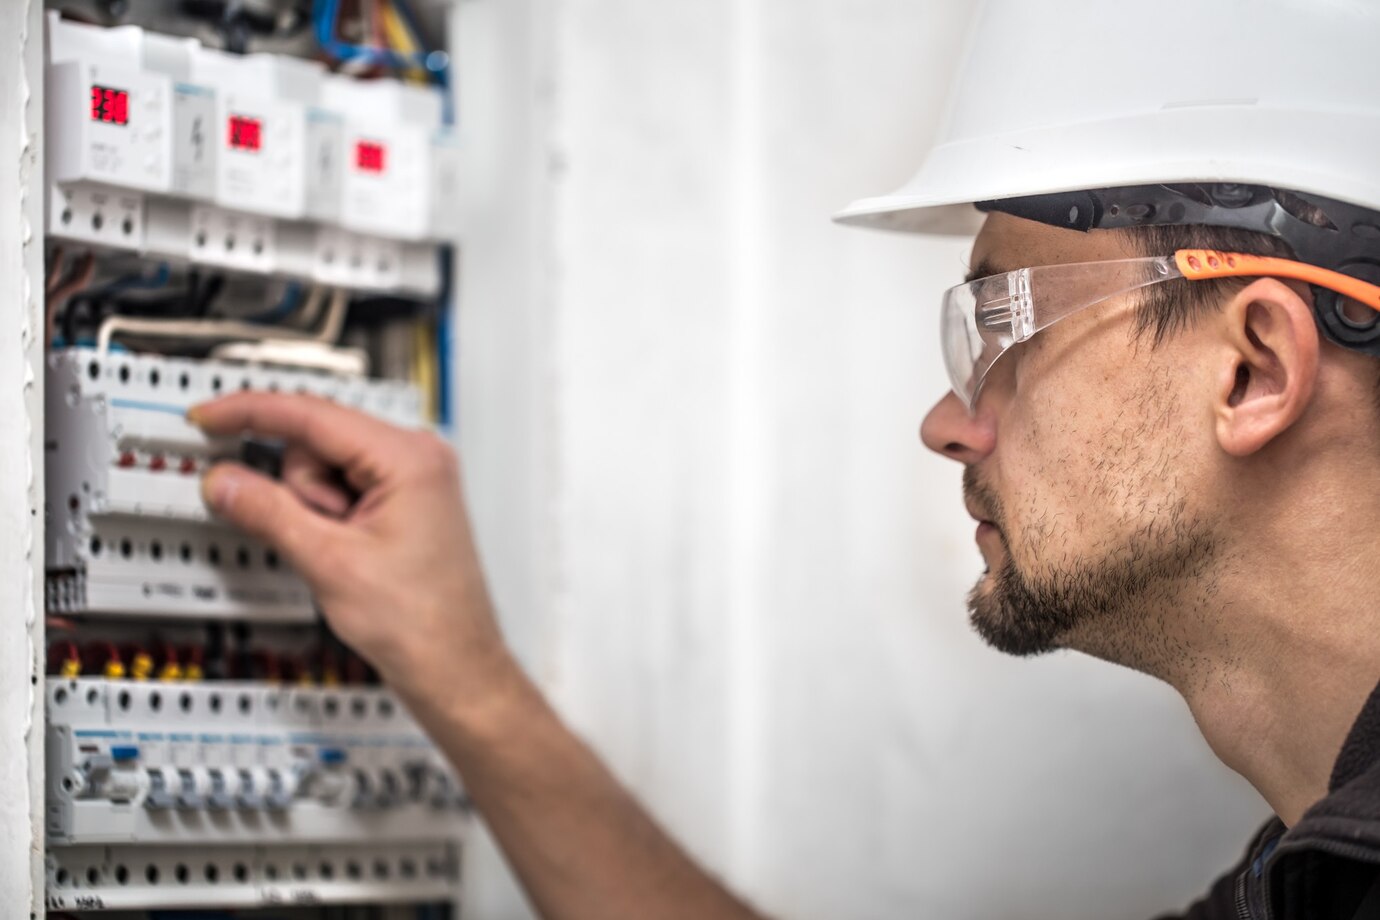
[921,213,1220,664]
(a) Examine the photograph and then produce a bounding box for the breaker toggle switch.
[264,767,295,810]
[303,759,351,807]
[237,767,266,810]
[374,768,403,808]
[404,761,429,802]
[145,768,176,810]
[431,773,455,810]
[76,752,148,805]
[350,767,374,809]
[206,767,236,810]
[175,767,204,810]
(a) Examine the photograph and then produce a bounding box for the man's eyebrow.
[963,257,1007,284]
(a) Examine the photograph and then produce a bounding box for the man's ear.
[1213,278,1319,457]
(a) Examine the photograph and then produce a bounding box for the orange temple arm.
[1175,249,1380,313]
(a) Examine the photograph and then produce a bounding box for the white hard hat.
[834,0,1380,235]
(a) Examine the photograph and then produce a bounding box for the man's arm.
[191,392,766,920]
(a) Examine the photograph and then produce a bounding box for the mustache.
[962,466,1005,531]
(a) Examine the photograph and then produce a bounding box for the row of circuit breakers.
[42,12,468,913]
[48,11,460,296]
[44,351,468,913]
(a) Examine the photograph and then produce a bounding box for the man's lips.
[964,500,995,527]
[964,501,1003,550]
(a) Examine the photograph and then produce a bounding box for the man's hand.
[190,392,510,704]
[188,392,767,920]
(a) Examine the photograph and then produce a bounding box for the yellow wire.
[382,4,415,51]
[413,321,438,423]
[381,2,428,84]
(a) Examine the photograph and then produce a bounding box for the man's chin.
[966,563,1069,658]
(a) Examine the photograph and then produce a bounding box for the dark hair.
[1123,224,1298,346]
[1123,223,1380,410]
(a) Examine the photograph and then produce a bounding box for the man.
[188,0,1380,917]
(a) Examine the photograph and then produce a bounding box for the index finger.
[188,391,412,484]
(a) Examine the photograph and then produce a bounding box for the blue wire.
[312,0,447,76]
[245,281,304,324]
[51,336,121,351]
[103,262,171,295]
[437,302,452,431]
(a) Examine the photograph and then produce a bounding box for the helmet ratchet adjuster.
[978,184,1380,357]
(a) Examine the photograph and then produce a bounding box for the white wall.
[455,1,1272,918]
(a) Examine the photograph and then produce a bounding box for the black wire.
[185,268,202,314]
[204,622,226,680]
[60,292,93,346]
[194,274,226,316]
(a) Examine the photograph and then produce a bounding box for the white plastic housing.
[47,839,459,911]
[48,183,145,252]
[189,47,307,219]
[141,31,218,201]
[430,129,463,240]
[46,60,173,195]
[324,75,437,241]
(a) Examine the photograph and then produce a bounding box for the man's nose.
[920,391,996,465]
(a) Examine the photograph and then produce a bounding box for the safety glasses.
[942,249,1380,411]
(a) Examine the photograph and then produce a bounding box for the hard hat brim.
[833,106,1380,236]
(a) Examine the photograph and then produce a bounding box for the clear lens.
[939,256,1178,411]
[941,276,1014,410]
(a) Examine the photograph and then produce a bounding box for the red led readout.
[355,140,386,173]
[89,85,129,126]
[227,114,263,152]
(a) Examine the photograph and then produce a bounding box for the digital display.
[227,114,262,152]
[89,85,129,126]
[355,140,386,173]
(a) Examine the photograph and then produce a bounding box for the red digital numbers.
[355,141,386,173]
[227,115,263,152]
[89,85,129,126]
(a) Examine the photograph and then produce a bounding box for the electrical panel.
[41,3,466,915]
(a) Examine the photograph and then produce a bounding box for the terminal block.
[46,347,422,620]
[45,839,459,911]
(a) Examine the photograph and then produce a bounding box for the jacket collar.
[1330,677,1380,793]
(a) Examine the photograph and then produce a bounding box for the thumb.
[201,462,339,582]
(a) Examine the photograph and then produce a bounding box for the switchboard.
[40,2,466,915]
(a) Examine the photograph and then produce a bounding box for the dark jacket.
[1160,681,1380,920]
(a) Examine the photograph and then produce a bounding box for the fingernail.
[201,466,241,512]
[185,406,204,427]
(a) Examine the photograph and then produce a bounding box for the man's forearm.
[399,654,768,920]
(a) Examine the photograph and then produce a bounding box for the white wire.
[96,286,348,355]
[294,284,330,331]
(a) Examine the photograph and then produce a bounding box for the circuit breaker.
[46,348,421,621]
